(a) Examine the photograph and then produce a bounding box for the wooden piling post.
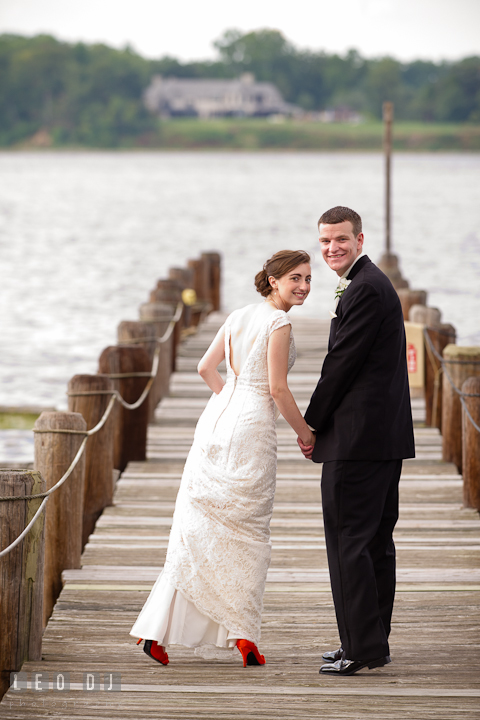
[442,346,480,472]
[397,289,427,322]
[201,252,221,311]
[408,305,441,327]
[150,280,184,371]
[169,266,194,288]
[34,412,86,625]
[0,470,46,696]
[188,257,216,327]
[67,374,115,548]
[384,101,393,256]
[139,302,174,396]
[98,345,151,472]
[461,377,480,510]
[118,321,159,420]
[169,267,195,327]
[118,321,157,358]
[376,102,409,290]
[424,323,456,429]
[150,278,183,305]
[188,257,209,302]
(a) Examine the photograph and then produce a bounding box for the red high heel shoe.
[136,638,169,665]
[236,639,266,667]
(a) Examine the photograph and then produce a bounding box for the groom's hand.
[297,436,314,460]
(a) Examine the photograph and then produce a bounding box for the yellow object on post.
[182,288,197,306]
[404,321,425,389]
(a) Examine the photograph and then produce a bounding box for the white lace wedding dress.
[130,302,296,654]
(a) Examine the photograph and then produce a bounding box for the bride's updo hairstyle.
[254,250,311,298]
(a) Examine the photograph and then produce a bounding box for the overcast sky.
[1,0,479,63]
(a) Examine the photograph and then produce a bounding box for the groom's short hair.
[318,206,362,237]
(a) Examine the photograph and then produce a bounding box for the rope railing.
[0,498,48,559]
[0,301,184,557]
[423,327,480,435]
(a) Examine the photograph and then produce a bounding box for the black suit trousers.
[321,459,402,660]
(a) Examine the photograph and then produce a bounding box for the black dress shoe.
[322,647,343,663]
[320,655,391,676]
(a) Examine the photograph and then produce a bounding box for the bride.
[130,250,315,667]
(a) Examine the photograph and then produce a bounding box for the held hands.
[297,431,315,460]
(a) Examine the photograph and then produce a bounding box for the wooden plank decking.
[2,314,480,719]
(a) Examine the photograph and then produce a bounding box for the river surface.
[1,150,479,411]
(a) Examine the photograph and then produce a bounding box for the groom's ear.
[357,233,364,250]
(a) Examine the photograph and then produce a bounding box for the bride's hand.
[297,435,315,460]
[298,430,316,450]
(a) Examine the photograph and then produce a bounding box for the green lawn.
[11,119,480,151]
[149,119,480,151]
[0,412,39,430]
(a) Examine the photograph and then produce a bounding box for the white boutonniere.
[334,278,352,300]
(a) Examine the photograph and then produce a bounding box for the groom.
[298,206,414,676]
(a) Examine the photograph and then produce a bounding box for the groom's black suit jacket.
[305,255,415,463]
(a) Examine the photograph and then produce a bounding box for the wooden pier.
[2,314,479,719]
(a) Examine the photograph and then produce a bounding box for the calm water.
[1,150,479,411]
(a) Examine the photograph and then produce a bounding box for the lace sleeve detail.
[268,311,292,336]
[268,311,296,375]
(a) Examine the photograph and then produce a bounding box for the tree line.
[0,29,479,147]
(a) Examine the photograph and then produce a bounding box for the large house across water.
[144,74,300,119]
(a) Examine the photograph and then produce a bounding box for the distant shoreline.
[8,120,480,153]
